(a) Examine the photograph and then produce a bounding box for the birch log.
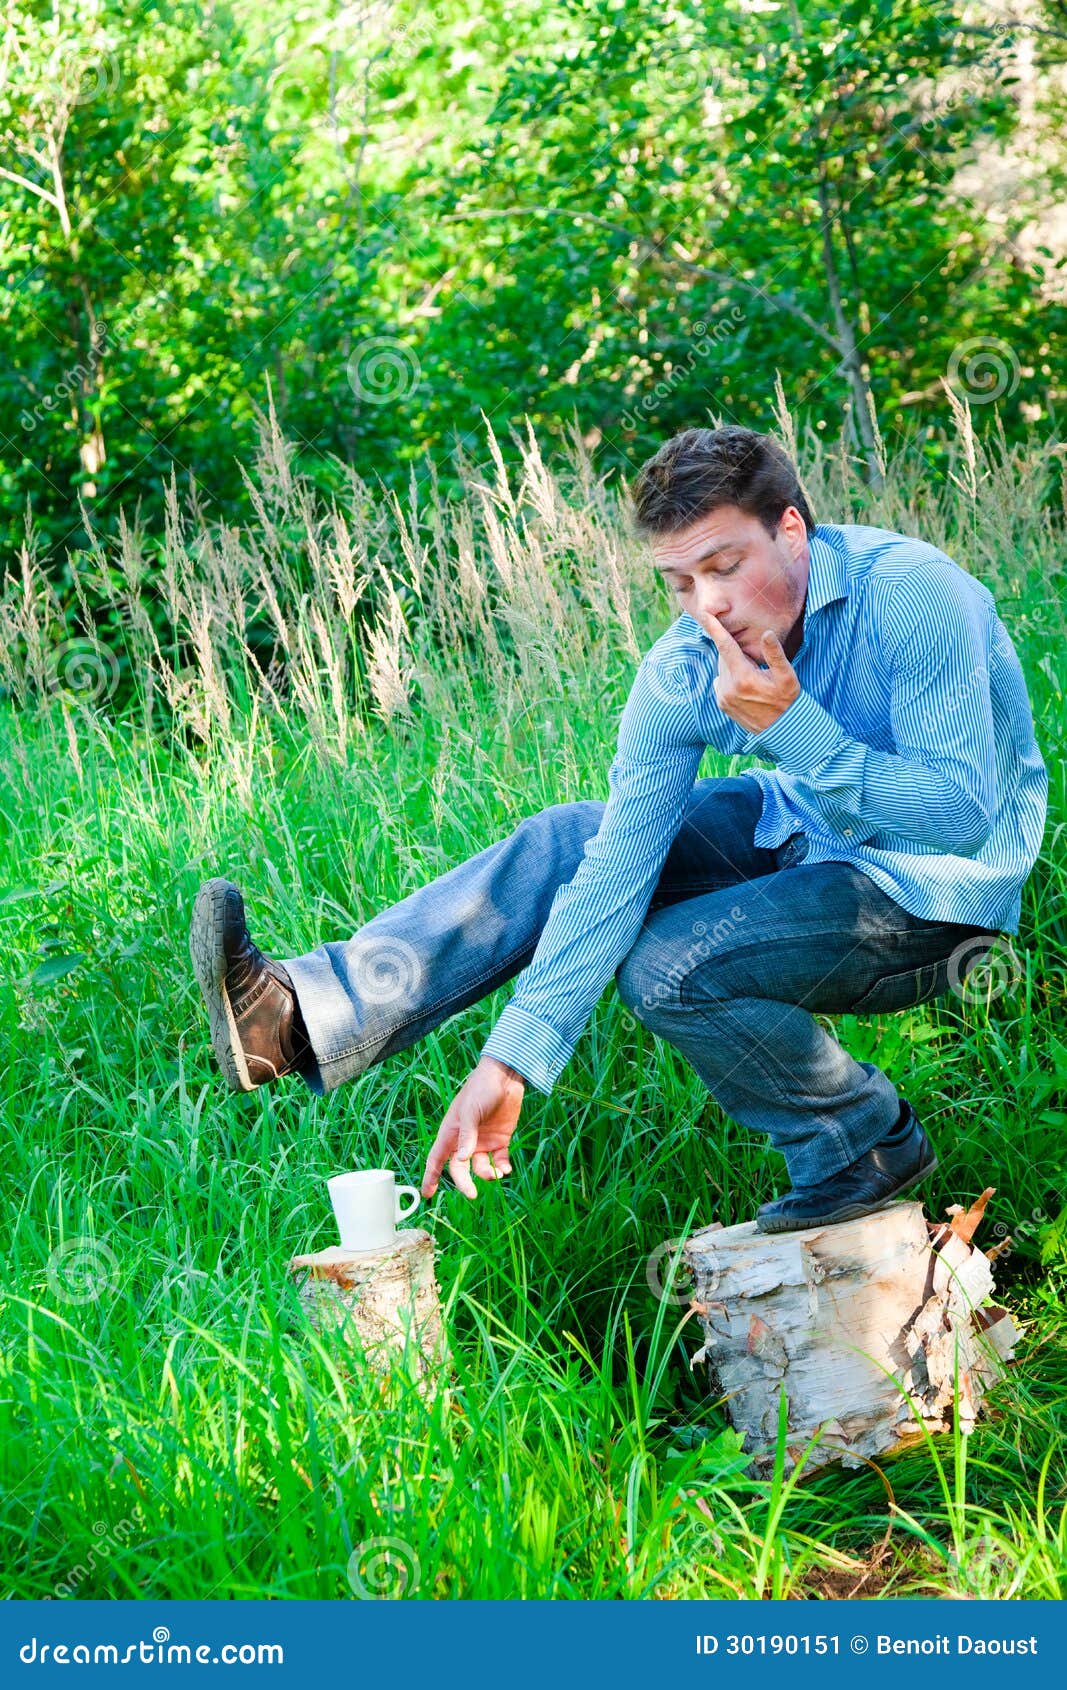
[288,1227,451,1389]
[670,1197,1020,1476]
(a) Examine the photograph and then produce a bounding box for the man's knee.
[516,798,605,861]
[615,929,682,1022]
[616,910,746,1021]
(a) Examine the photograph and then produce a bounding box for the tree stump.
[288,1228,451,1390]
[669,1195,1021,1476]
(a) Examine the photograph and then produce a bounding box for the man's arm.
[738,558,997,855]
[479,655,706,1094]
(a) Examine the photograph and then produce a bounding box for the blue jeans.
[279,776,999,1186]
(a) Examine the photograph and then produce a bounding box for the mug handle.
[395,1185,422,1222]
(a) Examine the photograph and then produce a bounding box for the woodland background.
[3,0,1067,569]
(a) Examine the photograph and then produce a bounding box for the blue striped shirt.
[481,522,1049,1095]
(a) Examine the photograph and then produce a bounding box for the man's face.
[650,503,811,663]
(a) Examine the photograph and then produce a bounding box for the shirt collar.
[804,525,850,615]
[689,524,849,649]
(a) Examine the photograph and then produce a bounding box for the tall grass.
[1,399,1065,1599]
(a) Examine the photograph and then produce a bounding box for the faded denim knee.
[516,798,605,854]
[615,930,685,1024]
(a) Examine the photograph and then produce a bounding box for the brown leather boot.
[189,878,312,1091]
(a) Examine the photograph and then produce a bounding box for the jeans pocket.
[849,958,949,1014]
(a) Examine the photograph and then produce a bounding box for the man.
[189,426,1048,1232]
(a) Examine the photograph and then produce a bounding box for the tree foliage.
[1,0,1064,563]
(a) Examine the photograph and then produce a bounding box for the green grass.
[1,404,1066,1599]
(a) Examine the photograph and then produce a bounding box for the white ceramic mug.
[327,1168,422,1252]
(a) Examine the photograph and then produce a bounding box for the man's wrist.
[740,686,846,768]
[482,1004,569,1094]
[481,1054,526,1086]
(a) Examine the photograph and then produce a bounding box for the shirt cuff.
[481,1003,572,1096]
[742,687,848,771]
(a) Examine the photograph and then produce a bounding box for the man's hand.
[701,613,801,734]
[420,1056,525,1200]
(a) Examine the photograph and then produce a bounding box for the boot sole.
[755,1152,939,1234]
[189,878,255,1093]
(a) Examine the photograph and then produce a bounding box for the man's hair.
[629,425,816,539]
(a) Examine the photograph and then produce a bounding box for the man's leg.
[277,799,606,1095]
[191,774,770,1094]
[614,858,998,1190]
